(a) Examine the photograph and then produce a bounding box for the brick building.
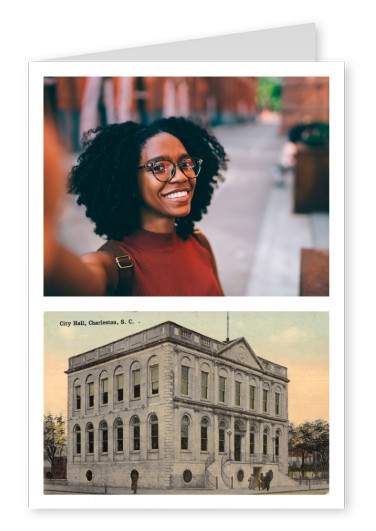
[280,77,330,135]
[66,321,292,491]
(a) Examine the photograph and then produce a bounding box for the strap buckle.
[115,255,133,269]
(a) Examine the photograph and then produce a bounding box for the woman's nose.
[169,165,188,183]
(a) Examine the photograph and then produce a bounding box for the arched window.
[263,427,269,456]
[73,380,81,411]
[250,425,256,456]
[130,362,141,400]
[150,364,159,396]
[262,386,269,413]
[150,414,159,450]
[100,371,109,406]
[74,425,81,455]
[86,376,94,409]
[218,371,227,403]
[114,366,124,403]
[181,415,190,450]
[131,416,140,451]
[181,366,189,395]
[219,420,226,453]
[201,417,209,452]
[275,429,281,457]
[234,421,243,461]
[86,422,94,454]
[249,381,256,411]
[275,389,281,416]
[114,418,124,452]
[200,363,210,400]
[100,421,108,453]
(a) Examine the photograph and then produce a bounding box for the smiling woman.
[44,117,228,296]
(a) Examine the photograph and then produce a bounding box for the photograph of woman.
[44,116,227,296]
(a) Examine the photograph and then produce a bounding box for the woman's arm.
[44,117,118,296]
[44,232,118,296]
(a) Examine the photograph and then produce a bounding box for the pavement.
[44,480,329,496]
[58,120,329,296]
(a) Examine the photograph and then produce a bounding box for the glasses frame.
[138,156,203,182]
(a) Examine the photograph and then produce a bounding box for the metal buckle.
[115,255,133,269]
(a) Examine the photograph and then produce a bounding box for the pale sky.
[44,311,329,425]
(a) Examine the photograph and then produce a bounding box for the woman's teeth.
[164,191,188,199]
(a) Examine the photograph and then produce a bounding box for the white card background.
[4,0,371,525]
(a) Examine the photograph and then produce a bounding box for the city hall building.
[66,321,292,491]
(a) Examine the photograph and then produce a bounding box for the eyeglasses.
[138,156,203,182]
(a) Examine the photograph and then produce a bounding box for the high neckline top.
[113,228,223,296]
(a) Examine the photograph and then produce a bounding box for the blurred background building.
[44,76,329,296]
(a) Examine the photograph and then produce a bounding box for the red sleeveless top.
[114,229,223,296]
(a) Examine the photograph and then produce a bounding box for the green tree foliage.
[257,77,282,112]
[43,413,66,466]
[289,419,329,476]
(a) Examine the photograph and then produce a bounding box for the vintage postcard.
[32,310,343,509]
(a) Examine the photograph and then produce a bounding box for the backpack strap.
[97,240,133,296]
[193,229,223,294]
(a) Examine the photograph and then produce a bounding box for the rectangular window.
[101,378,108,405]
[133,425,140,451]
[133,369,140,399]
[275,392,280,416]
[181,366,189,396]
[201,426,208,452]
[235,381,241,406]
[249,385,255,410]
[219,428,225,453]
[181,422,189,450]
[102,429,108,453]
[262,389,268,413]
[263,434,267,456]
[201,371,209,400]
[150,364,159,395]
[76,431,81,455]
[116,374,124,402]
[117,427,123,452]
[88,431,94,454]
[75,385,81,410]
[250,432,255,455]
[219,376,226,403]
[151,422,159,450]
[88,382,94,408]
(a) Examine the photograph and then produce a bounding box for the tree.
[44,413,66,467]
[289,419,329,477]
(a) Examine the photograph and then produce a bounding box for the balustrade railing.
[221,453,232,489]
[204,453,217,489]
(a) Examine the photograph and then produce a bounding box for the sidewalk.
[44,481,329,496]
[245,173,329,296]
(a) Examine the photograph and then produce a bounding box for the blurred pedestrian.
[248,474,255,490]
[131,470,139,494]
[259,473,265,491]
[264,469,273,491]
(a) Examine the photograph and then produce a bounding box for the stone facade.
[66,321,291,491]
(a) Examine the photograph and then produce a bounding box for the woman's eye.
[182,158,195,170]
[153,162,167,173]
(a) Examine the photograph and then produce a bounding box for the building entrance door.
[234,434,241,461]
[253,467,262,489]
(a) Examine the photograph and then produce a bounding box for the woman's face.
[137,132,196,231]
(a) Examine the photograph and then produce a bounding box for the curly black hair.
[68,116,228,240]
